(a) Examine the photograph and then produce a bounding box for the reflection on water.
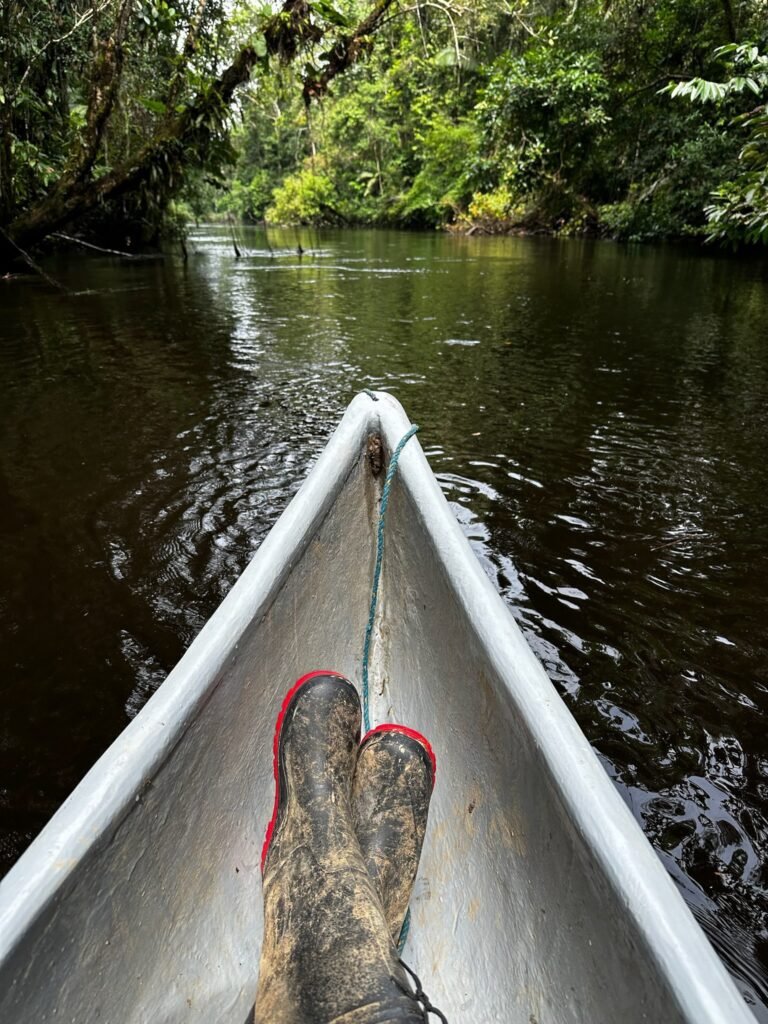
[1,227,767,1013]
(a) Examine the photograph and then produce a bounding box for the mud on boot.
[351,725,435,945]
[255,671,428,1024]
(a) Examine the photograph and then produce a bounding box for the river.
[1,226,767,1014]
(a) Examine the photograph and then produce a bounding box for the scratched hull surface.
[0,393,755,1023]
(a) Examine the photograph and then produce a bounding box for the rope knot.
[398,958,449,1023]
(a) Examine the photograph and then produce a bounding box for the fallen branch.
[2,0,396,261]
[4,43,261,257]
[0,225,68,292]
[52,231,153,259]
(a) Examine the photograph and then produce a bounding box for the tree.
[475,38,611,224]
[0,0,397,269]
[252,1,494,227]
[230,0,765,242]
[6,0,766,251]
[667,43,768,245]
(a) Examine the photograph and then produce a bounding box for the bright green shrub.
[265,162,338,224]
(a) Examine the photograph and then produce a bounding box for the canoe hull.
[0,393,754,1023]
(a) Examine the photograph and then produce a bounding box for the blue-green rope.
[397,907,411,954]
[361,394,419,957]
[361,422,420,733]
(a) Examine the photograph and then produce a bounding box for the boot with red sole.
[351,725,436,945]
[255,671,428,1024]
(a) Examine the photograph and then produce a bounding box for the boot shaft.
[256,673,428,1024]
[352,726,435,944]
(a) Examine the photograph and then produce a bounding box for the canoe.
[0,392,755,1024]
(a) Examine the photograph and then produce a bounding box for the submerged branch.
[0,225,68,291]
[52,232,156,259]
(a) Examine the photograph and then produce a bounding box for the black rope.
[397,958,449,1023]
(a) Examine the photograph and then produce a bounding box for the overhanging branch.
[3,0,399,260]
[303,0,398,104]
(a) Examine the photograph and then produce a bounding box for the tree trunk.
[0,0,395,269]
[720,0,736,42]
[0,106,14,227]
[59,0,134,190]
[1,43,261,265]
[0,0,14,225]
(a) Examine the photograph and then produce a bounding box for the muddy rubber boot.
[351,725,436,945]
[255,671,427,1024]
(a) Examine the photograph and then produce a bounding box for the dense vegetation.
[224,0,768,243]
[1,0,766,264]
[0,0,396,268]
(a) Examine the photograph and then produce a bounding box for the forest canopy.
[0,0,397,265]
[1,0,766,264]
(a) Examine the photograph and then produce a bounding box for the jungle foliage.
[2,1,767,258]
[225,0,768,244]
[666,43,768,244]
[0,0,396,267]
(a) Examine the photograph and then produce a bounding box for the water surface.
[1,227,767,1014]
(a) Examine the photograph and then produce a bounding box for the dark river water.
[1,226,767,1013]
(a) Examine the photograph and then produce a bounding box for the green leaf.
[433,47,464,68]
[138,96,168,115]
[313,1,350,28]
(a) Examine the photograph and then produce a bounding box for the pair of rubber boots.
[255,670,436,1023]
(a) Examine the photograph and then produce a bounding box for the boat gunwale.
[372,390,755,1024]
[0,394,376,957]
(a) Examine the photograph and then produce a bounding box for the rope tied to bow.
[360,418,420,734]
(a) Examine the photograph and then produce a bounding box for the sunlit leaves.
[668,79,729,102]
[666,43,768,245]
